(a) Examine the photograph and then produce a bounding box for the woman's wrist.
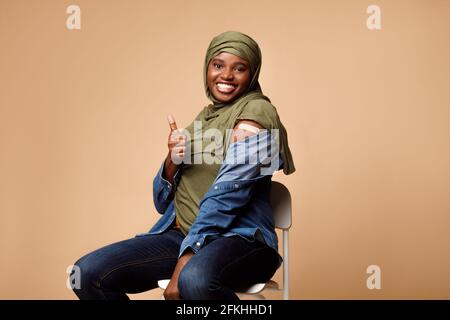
[163,151,179,184]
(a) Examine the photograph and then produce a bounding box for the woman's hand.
[163,251,194,300]
[167,114,187,164]
[163,115,186,184]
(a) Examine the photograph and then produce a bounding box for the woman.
[72,31,295,300]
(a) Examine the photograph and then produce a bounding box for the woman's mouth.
[216,82,237,94]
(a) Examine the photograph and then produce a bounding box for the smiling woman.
[207,52,251,103]
[71,31,295,300]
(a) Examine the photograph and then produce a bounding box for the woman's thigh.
[181,236,281,292]
[75,228,184,293]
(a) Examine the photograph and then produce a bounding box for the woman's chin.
[212,90,239,103]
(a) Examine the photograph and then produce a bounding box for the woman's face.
[207,52,251,103]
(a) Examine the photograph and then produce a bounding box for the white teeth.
[217,83,235,89]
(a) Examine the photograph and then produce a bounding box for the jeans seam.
[96,256,176,288]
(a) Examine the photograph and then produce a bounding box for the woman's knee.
[178,263,215,300]
[72,254,104,291]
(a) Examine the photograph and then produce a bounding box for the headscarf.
[193,30,296,175]
[203,31,263,105]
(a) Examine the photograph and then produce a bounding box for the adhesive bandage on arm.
[237,123,261,134]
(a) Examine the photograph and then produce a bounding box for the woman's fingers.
[172,146,186,154]
[169,145,186,164]
[170,132,187,146]
[167,114,178,131]
[166,115,187,163]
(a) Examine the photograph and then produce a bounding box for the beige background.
[1,0,449,299]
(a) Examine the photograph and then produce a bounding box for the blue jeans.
[73,228,281,300]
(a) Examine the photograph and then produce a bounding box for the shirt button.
[234,183,239,189]
[196,242,201,247]
[214,186,218,190]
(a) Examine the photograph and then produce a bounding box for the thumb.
[167,114,178,131]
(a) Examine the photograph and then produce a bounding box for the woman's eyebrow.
[211,58,248,67]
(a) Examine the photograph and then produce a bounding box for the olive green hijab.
[174,31,295,235]
[204,31,263,105]
[198,30,295,175]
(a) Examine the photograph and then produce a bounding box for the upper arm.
[231,120,264,143]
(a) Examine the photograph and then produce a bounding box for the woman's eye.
[234,65,246,72]
[214,63,222,69]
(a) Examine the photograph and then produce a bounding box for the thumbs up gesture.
[167,114,186,165]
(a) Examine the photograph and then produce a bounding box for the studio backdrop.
[1,0,449,299]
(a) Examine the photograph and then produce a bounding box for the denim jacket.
[137,130,282,258]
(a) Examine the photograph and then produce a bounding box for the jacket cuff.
[178,234,207,258]
[157,161,182,193]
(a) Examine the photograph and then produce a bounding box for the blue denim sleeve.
[178,130,281,257]
[153,161,182,215]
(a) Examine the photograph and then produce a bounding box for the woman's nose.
[220,68,233,80]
